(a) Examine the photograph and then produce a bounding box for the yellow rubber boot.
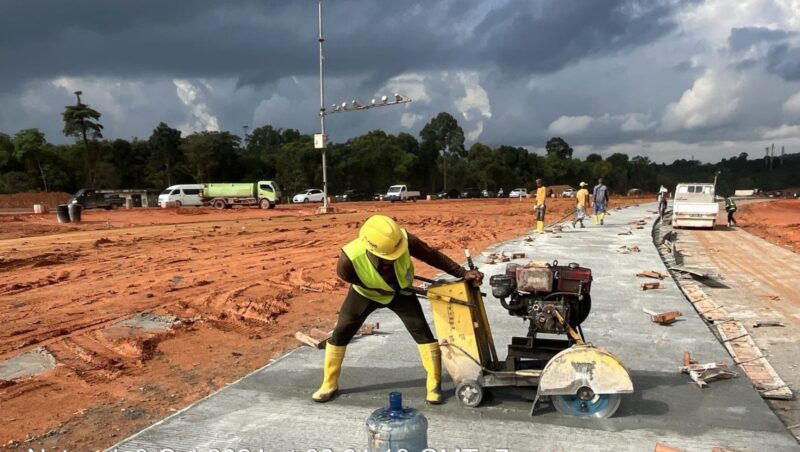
[536,221,544,234]
[312,343,347,403]
[593,214,599,225]
[599,213,605,225]
[417,342,443,404]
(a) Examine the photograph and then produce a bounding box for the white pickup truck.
[672,183,719,229]
[385,184,420,202]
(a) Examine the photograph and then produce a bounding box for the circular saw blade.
[551,393,621,418]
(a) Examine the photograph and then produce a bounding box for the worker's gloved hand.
[464,269,484,282]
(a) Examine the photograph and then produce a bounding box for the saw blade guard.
[538,344,633,397]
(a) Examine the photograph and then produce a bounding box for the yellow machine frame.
[421,278,633,415]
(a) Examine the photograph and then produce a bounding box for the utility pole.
[765,146,770,169]
[443,145,448,192]
[316,0,331,213]
[781,145,785,166]
[770,143,775,170]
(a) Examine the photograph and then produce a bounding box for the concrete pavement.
[111,203,798,452]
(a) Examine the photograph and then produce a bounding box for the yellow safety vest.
[342,229,414,304]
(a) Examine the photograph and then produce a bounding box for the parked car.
[562,188,577,197]
[481,189,495,198]
[158,184,204,207]
[437,188,461,199]
[508,188,528,198]
[373,193,385,201]
[293,189,325,203]
[461,187,482,198]
[68,188,125,210]
[335,189,370,202]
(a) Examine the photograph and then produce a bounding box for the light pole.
[314,0,412,213]
[316,0,331,213]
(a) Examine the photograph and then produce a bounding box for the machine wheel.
[303,198,309,203]
[551,391,621,418]
[212,199,226,210]
[456,380,483,408]
[259,198,270,210]
[175,201,182,208]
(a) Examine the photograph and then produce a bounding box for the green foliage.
[62,99,104,186]
[2,113,800,197]
[545,137,574,159]
[12,128,49,191]
[419,112,465,192]
[180,131,241,182]
[147,123,183,186]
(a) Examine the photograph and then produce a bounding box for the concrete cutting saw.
[414,251,633,418]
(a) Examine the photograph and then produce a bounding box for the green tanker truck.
[201,181,281,209]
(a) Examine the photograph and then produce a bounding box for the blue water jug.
[366,392,428,452]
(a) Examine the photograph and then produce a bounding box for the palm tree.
[62,91,103,186]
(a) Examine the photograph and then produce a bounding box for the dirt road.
[0,197,645,450]
[686,202,800,439]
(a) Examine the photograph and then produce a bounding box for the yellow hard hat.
[359,215,407,260]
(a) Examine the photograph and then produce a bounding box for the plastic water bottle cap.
[389,392,402,412]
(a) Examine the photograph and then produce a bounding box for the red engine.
[489,261,592,337]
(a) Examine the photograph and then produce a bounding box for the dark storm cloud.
[0,0,686,91]
[474,0,685,75]
[765,42,800,81]
[728,26,793,53]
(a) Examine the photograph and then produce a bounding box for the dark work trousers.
[329,287,435,346]
[728,210,737,226]
[536,204,547,221]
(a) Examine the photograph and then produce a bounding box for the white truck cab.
[672,183,718,229]
[385,185,420,202]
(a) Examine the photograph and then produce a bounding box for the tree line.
[1,102,798,197]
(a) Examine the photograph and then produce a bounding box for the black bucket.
[68,203,82,223]
[56,204,71,224]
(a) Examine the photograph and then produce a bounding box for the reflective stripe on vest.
[342,229,414,304]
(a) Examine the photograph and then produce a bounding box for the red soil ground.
[736,199,800,253]
[0,197,644,450]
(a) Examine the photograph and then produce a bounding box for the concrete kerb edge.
[650,215,723,342]
[106,344,300,451]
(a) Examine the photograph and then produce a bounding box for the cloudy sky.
[2,0,799,162]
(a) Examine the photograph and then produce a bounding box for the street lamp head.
[381,95,388,104]
[394,93,402,102]
[371,98,377,105]
[75,90,82,96]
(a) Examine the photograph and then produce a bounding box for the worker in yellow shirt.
[534,178,547,233]
[572,182,590,228]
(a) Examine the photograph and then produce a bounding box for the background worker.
[534,178,547,233]
[657,186,669,222]
[312,215,483,405]
[572,182,590,228]
[592,178,609,225]
[725,195,738,227]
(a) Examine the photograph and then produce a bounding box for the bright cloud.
[661,70,741,132]
[548,115,594,135]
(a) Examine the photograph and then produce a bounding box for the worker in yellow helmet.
[312,215,483,404]
[534,178,547,233]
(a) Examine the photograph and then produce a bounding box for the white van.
[158,184,204,207]
[672,183,718,228]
